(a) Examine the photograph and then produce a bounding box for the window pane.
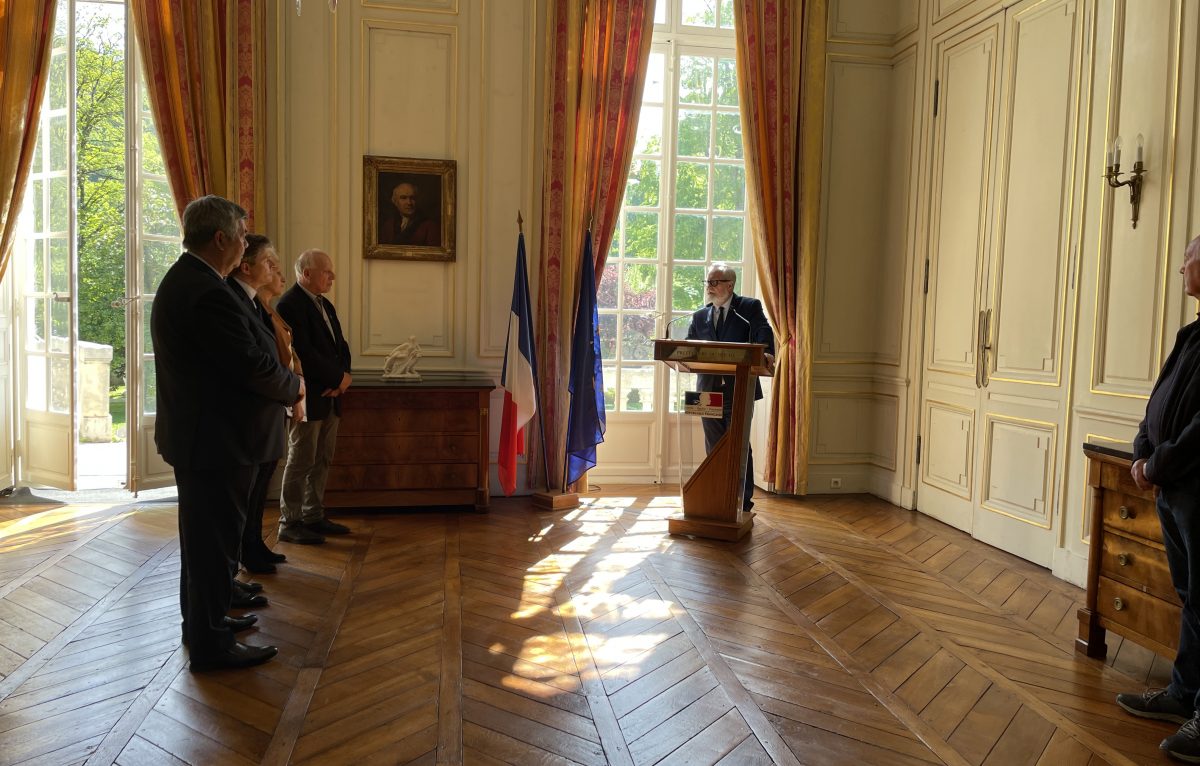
[50,238,69,293]
[26,239,46,292]
[717,58,739,106]
[603,365,617,411]
[48,175,70,231]
[598,263,619,309]
[682,0,718,28]
[673,214,707,261]
[142,239,179,294]
[635,105,664,155]
[26,297,46,351]
[142,178,178,237]
[621,314,656,361]
[715,113,743,158]
[625,159,660,207]
[142,358,156,415]
[624,212,658,259]
[712,216,743,262]
[30,180,44,231]
[50,355,70,413]
[51,298,69,349]
[142,121,167,175]
[667,311,692,340]
[48,52,69,110]
[676,110,711,157]
[719,0,734,29]
[622,263,657,310]
[678,56,713,104]
[644,52,666,102]
[672,265,706,312]
[620,365,655,412]
[49,114,69,171]
[26,356,47,410]
[599,313,617,358]
[674,162,708,208]
[713,164,745,211]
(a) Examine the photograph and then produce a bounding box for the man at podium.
[686,263,775,511]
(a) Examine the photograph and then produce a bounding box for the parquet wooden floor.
[0,488,1177,764]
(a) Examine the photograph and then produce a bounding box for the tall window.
[19,0,179,442]
[599,0,748,416]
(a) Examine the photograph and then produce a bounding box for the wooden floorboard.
[0,489,1177,764]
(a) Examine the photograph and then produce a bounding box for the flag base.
[532,490,580,511]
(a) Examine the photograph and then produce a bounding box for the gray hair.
[295,248,328,278]
[181,195,246,251]
[707,262,736,284]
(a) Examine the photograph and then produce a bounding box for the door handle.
[976,308,992,388]
[110,296,137,309]
[51,292,71,303]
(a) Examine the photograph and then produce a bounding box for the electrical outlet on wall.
[830,478,842,489]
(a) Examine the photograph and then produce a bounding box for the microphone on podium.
[663,311,696,340]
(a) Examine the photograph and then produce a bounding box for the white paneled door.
[919,0,1082,567]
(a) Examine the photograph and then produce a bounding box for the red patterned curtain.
[129,0,267,229]
[0,0,57,284]
[733,0,825,494]
[534,0,654,489]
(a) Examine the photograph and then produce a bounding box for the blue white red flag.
[565,230,606,486]
[498,233,539,496]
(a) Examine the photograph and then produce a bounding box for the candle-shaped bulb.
[1114,136,1122,167]
[1136,133,1144,164]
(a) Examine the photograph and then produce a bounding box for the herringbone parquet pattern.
[0,489,1176,764]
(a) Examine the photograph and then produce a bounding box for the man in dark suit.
[1116,235,1200,761]
[151,195,303,672]
[686,262,775,511]
[276,249,353,544]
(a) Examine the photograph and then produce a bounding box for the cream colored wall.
[812,0,921,503]
[818,0,1200,585]
[272,0,544,494]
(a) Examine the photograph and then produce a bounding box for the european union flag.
[564,230,606,486]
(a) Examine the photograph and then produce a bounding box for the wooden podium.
[654,339,769,541]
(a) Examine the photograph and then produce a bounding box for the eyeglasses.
[705,279,733,287]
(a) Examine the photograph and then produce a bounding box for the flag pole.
[519,210,552,492]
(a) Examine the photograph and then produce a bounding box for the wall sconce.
[1104,134,1146,228]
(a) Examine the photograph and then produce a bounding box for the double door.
[918,0,1084,566]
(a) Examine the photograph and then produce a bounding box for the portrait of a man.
[378,176,441,247]
[363,156,456,262]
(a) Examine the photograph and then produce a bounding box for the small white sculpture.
[382,335,422,380]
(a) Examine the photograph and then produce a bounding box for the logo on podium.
[683,391,723,418]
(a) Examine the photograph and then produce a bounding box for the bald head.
[297,249,335,295]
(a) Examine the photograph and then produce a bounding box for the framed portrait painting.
[363,155,457,261]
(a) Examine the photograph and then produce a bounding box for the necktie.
[716,306,725,333]
[316,296,336,339]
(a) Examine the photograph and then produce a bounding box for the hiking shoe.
[1163,711,1200,762]
[1117,689,1194,724]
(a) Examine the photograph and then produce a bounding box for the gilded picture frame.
[363,155,457,262]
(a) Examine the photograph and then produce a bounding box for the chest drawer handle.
[1119,506,1134,520]
[1113,597,1125,611]
[1117,553,1131,567]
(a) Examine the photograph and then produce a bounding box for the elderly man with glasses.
[685,262,775,512]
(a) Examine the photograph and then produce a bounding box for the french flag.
[498,233,539,496]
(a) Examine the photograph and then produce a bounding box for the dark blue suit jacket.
[151,254,301,469]
[276,284,351,420]
[686,294,775,401]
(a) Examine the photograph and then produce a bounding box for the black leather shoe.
[308,518,350,535]
[278,524,325,544]
[261,547,287,563]
[234,580,264,594]
[224,613,258,632]
[189,641,278,672]
[243,559,277,574]
[231,592,268,609]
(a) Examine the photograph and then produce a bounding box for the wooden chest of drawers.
[1077,442,1181,660]
[324,374,494,512]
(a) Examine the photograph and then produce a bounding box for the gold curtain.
[129,0,267,229]
[534,0,655,489]
[733,0,825,494]
[0,0,58,284]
